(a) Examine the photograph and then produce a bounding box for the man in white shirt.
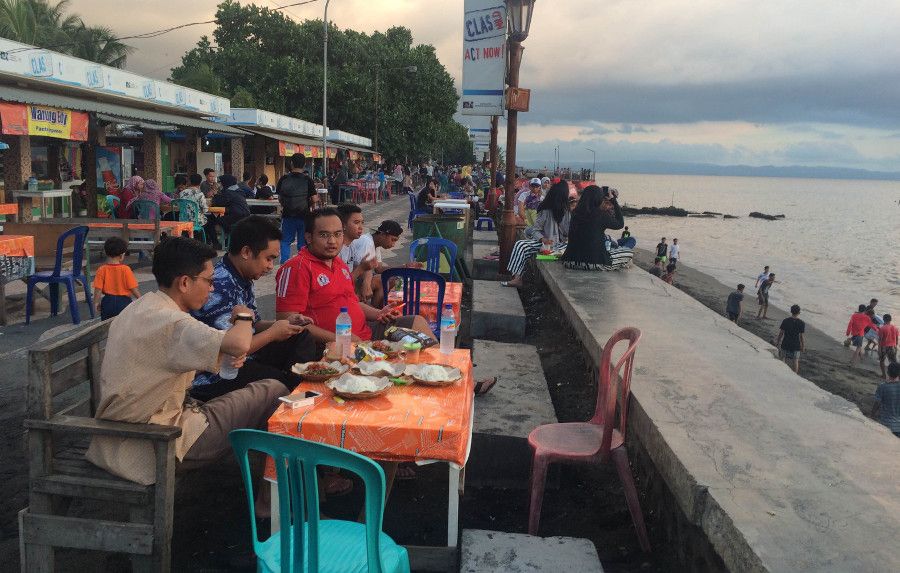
[351,220,404,306]
[755,265,770,288]
[669,238,680,266]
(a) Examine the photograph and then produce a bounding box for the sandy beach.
[631,247,886,417]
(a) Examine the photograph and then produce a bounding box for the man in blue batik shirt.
[189,215,318,402]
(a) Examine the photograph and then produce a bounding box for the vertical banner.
[461,0,506,116]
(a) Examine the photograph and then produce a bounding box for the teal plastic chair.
[229,430,410,573]
[105,195,119,219]
[131,199,160,221]
[171,198,206,242]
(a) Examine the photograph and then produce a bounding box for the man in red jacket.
[846,304,877,366]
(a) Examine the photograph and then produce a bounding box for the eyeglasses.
[190,274,215,286]
[314,231,344,240]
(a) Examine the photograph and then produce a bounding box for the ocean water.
[598,172,900,342]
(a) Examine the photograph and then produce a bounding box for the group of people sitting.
[86,211,440,499]
[501,181,636,288]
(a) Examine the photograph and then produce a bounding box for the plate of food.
[326,373,393,399]
[291,361,349,382]
[405,364,463,387]
[354,360,407,377]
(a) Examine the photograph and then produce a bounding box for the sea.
[597,172,900,343]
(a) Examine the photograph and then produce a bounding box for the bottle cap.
[339,307,348,312]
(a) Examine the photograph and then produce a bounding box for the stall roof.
[0,86,248,135]
[240,126,326,148]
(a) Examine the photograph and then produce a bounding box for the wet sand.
[632,248,885,417]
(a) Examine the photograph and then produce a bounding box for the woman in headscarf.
[561,185,634,271]
[117,175,144,218]
[501,180,574,288]
[126,178,171,217]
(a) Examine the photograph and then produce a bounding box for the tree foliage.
[0,0,133,67]
[171,1,473,164]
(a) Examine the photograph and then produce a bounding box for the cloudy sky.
[79,0,900,171]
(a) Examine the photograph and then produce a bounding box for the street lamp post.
[374,65,417,152]
[322,0,331,180]
[499,0,536,271]
[585,147,595,181]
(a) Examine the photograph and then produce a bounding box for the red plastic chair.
[526,327,650,551]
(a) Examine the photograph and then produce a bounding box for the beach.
[632,247,885,416]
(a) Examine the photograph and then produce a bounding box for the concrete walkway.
[537,261,900,572]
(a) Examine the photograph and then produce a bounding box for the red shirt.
[880,323,899,348]
[275,247,372,340]
[846,312,876,337]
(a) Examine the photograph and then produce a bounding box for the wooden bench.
[19,320,181,572]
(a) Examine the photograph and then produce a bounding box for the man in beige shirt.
[86,237,287,485]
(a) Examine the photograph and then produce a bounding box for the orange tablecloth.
[266,348,474,479]
[387,281,463,331]
[0,234,34,257]
[87,221,194,237]
[0,203,17,216]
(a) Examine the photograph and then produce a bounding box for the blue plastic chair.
[105,195,119,219]
[409,237,458,281]
[381,268,445,336]
[26,226,94,325]
[131,199,160,221]
[229,430,410,573]
[475,217,494,231]
[171,198,206,242]
[406,192,429,229]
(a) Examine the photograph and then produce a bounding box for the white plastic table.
[12,189,73,220]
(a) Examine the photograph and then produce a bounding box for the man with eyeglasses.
[87,237,287,486]
[274,207,435,344]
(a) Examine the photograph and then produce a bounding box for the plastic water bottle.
[440,304,456,354]
[27,175,38,192]
[335,307,352,359]
[219,355,239,380]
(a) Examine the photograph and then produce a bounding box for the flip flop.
[474,377,498,395]
[500,281,520,288]
[322,473,353,496]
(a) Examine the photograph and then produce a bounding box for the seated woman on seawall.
[561,185,635,271]
[502,181,574,288]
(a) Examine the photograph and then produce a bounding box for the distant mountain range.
[520,159,900,181]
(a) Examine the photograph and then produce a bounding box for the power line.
[3,0,322,55]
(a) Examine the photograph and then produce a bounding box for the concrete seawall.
[537,261,900,572]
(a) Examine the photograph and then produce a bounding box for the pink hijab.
[117,175,144,218]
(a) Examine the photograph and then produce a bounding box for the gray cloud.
[525,74,900,130]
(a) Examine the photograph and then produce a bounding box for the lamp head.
[507,0,536,42]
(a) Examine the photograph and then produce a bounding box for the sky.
[76,0,900,172]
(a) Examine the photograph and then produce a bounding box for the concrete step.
[472,240,500,281]
[467,340,557,488]
[461,529,604,573]
[472,340,557,438]
[471,280,525,341]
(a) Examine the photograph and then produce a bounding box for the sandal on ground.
[474,377,498,395]
[322,473,353,496]
[500,281,521,288]
[396,463,417,480]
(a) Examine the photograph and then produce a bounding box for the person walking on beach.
[655,237,668,263]
[661,263,677,284]
[669,238,680,266]
[843,297,879,347]
[872,362,900,437]
[776,304,805,374]
[649,257,664,278]
[755,265,770,289]
[847,304,877,366]
[879,314,898,379]
[726,284,745,324]
[756,273,775,319]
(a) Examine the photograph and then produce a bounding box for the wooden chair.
[19,320,181,572]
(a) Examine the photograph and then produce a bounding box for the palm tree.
[69,23,133,68]
[29,0,79,47]
[0,0,38,43]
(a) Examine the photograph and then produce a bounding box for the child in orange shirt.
[93,237,141,320]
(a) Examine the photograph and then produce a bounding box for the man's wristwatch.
[234,312,254,322]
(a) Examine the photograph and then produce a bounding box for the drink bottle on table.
[440,304,456,355]
[336,307,353,359]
